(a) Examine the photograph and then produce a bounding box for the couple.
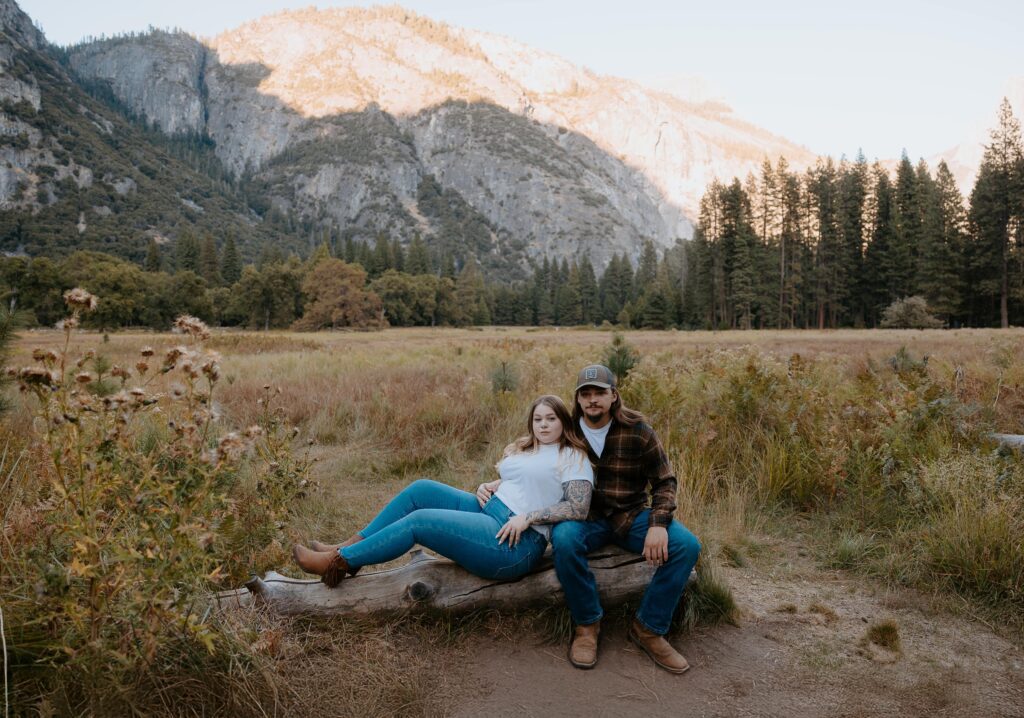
[293,364,701,673]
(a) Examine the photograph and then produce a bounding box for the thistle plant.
[5,289,310,709]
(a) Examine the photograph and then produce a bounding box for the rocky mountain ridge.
[61,5,819,269]
[0,0,309,263]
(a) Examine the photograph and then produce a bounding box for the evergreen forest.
[2,100,1022,331]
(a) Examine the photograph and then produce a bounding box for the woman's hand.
[496,515,531,546]
[476,479,501,507]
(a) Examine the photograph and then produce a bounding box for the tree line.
[684,99,1024,329]
[2,100,1021,331]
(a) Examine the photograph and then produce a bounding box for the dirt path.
[447,541,1024,718]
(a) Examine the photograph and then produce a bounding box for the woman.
[293,395,595,587]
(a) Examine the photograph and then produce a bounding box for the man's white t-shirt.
[579,418,612,458]
[495,443,594,539]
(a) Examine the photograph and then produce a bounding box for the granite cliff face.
[69,31,208,137]
[64,6,818,268]
[0,0,306,261]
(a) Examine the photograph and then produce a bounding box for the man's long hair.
[572,387,645,427]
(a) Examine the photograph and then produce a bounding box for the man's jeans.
[340,479,546,580]
[551,511,701,635]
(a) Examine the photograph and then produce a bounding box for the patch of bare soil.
[446,542,1024,718]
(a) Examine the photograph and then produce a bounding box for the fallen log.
[216,545,693,616]
[991,433,1024,449]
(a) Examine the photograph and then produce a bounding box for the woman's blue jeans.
[550,512,701,635]
[339,479,547,580]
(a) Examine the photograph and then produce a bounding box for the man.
[553,364,700,673]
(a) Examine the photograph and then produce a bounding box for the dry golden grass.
[5,325,1024,715]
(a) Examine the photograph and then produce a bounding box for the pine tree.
[199,233,221,286]
[368,234,394,278]
[556,261,583,325]
[968,98,1024,327]
[307,241,332,269]
[391,238,406,272]
[806,159,842,328]
[220,234,242,285]
[455,260,490,326]
[406,234,432,275]
[577,255,598,324]
[837,152,869,325]
[440,252,457,279]
[343,236,358,264]
[533,258,554,325]
[175,230,200,274]
[928,161,967,321]
[144,239,162,273]
[635,240,658,296]
[892,152,922,297]
[777,160,805,328]
[639,264,675,329]
[863,166,897,326]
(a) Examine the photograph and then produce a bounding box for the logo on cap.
[586,368,598,380]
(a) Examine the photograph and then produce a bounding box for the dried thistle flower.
[17,367,60,388]
[55,317,80,331]
[135,361,150,374]
[140,346,155,357]
[216,432,246,461]
[172,315,211,340]
[243,425,263,439]
[200,356,220,381]
[75,372,93,384]
[163,346,188,369]
[63,287,99,312]
[32,348,59,364]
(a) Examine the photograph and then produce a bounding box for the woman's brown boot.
[320,552,358,588]
[310,534,364,553]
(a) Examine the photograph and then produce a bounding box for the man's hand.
[476,479,500,507]
[496,515,531,546]
[643,526,669,567]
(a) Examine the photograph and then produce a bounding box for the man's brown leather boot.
[628,620,690,674]
[568,621,600,669]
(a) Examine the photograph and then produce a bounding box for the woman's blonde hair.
[503,394,591,458]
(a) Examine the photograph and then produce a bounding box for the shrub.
[865,619,901,651]
[879,296,944,329]
[2,291,310,712]
[0,303,18,416]
[602,331,638,382]
[490,360,519,394]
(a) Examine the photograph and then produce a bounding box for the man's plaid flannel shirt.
[584,419,677,537]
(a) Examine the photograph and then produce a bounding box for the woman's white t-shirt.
[494,443,594,540]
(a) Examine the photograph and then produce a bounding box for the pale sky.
[16,0,1024,160]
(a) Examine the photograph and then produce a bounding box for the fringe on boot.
[321,553,359,588]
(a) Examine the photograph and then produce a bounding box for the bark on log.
[991,433,1024,449]
[216,545,693,616]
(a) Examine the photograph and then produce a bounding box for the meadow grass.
[4,325,1024,715]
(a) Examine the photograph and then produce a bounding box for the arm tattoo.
[525,480,593,525]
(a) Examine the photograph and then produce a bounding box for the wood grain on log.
[216,545,692,616]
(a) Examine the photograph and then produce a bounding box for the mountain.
[0,0,310,264]
[62,5,818,270]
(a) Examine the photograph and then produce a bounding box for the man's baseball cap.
[575,364,616,392]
